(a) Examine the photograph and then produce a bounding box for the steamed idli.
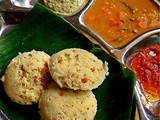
[39,82,97,120]
[1,50,50,105]
[49,48,108,90]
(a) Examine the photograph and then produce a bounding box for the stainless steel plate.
[0,0,160,120]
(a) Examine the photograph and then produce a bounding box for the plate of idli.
[0,3,135,120]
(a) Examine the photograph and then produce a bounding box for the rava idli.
[1,50,51,105]
[39,82,97,120]
[49,48,109,90]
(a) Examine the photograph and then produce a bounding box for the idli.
[1,50,51,105]
[39,82,97,120]
[49,48,109,90]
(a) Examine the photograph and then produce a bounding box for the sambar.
[84,0,160,48]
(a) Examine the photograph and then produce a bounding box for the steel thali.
[0,0,160,120]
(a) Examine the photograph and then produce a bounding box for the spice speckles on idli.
[1,50,51,105]
[49,48,109,90]
[39,82,97,120]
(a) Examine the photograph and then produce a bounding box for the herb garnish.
[121,2,135,14]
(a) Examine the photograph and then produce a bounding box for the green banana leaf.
[0,3,135,120]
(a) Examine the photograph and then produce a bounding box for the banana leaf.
[0,3,135,120]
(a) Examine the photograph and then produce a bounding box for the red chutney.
[84,0,160,48]
[131,44,160,102]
